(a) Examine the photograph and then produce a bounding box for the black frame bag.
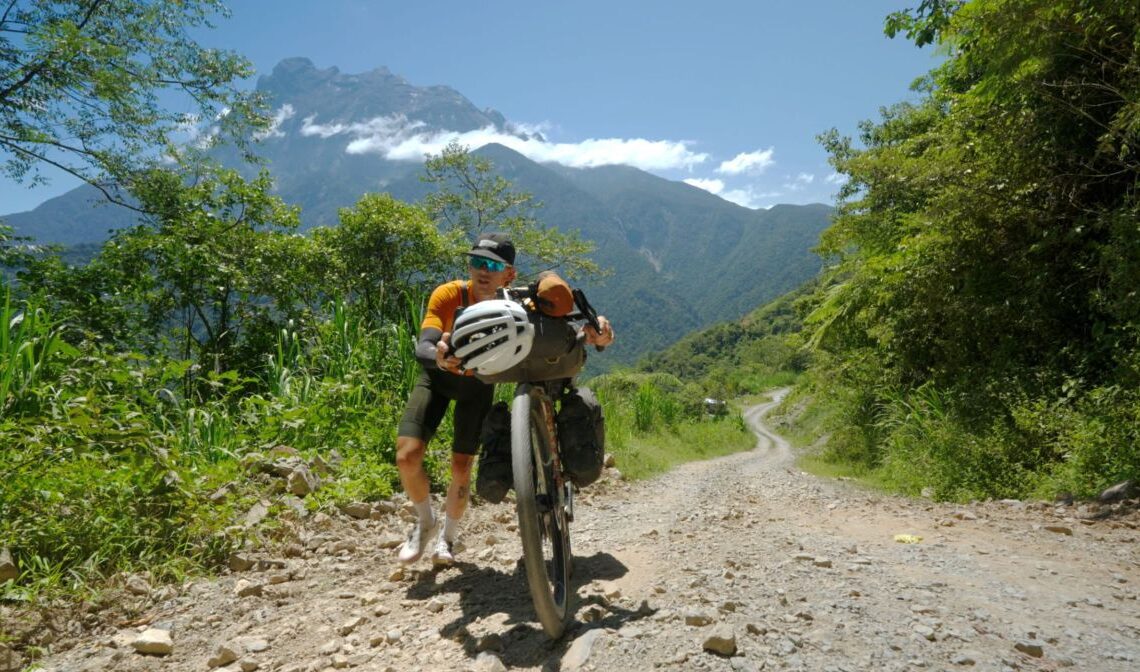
[475,401,513,503]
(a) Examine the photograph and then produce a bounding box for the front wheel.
[512,386,572,638]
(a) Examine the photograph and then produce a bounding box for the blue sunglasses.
[469,256,507,272]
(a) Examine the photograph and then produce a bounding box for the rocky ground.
[11,390,1140,672]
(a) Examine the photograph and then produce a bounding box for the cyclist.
[395,232,614,566]
[395,232,514,566]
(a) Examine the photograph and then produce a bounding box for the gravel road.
[22,389,1140,672]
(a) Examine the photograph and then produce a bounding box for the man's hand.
[583,316,615,347]
[435,332,466,374]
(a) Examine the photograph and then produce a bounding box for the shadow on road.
[404,551,652,669]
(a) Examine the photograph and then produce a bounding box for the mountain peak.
[254,59,505,134]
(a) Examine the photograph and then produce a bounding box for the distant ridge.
[1,59,830,365]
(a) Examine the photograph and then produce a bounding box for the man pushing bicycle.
[394,232,613,567]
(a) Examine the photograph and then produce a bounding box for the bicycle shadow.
[404,551,654,669]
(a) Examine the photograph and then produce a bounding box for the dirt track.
[23,390,1140,671]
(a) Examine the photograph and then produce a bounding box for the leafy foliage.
[0,290,428,602]
[0,0,263,201]
[591,371,753,481]
[421,141,602,280]
[798,0,1140,499]
[310,193,458,319]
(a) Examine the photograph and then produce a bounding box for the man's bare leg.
[395,436,436,562]
[434,453,475,565]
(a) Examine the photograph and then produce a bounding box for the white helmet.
[451,299,534,374]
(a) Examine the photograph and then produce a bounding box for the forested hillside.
[2,58,832,368]
[637,282,814,397]
[783,0,1140,500]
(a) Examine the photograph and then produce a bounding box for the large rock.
[703,625,738,656]
[340,502,373,519]
[472,652,507,672]
[563,629,605,670]
[0,643,23,672]
[287,464,320,496]
[1015,640,1044,658]
[0,548,16,582]
[1099,480,1136,503]
[207,643,239,668]
[132,628,174,656]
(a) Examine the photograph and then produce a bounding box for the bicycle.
[474,284,604,638]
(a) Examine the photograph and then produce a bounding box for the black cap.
[466,232,515,265]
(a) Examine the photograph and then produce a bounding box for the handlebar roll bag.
[475,311,585,383]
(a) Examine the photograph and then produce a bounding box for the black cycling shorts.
[398,369,494,455]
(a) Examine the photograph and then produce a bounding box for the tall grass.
[0,293,430,603]
[0,289,78,417]
[592,371,754,481]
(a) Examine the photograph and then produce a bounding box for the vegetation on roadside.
[9,1,1137,654]
[592,372,753,481]
[786,0,1140,502]
[0,4,702,617]
[637,0,1140,505]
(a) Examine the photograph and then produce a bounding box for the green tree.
[805,0,1140,496]
[421,141,601,279]
[31,165,306,381]
[310,193,457,320]
[0,0,262,203]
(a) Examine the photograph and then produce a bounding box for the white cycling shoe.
[431,536,457,567]
[397,518,439,564]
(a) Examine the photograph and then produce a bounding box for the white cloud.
[505,120,550,141]
[722,188,782,209]
[255,104,296,140]
[782,172,816,191]
[296,113,708,171]
[716,147,775,175]
[683,178,725,195]
[684,176,783,209]
[825,172,847,185]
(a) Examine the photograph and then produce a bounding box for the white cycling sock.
[413,499,434,527]
[443,514,462,542]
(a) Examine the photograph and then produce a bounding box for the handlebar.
[571,288,606,353]
[502,285,606,352]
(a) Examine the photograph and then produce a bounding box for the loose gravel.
[18,390,1140,672]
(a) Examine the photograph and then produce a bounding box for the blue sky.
[2,0,938,214]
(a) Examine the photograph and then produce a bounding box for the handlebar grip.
[571,289,601,333]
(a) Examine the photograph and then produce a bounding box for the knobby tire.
[511,386,572,638]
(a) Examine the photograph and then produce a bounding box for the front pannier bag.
[557,386,605,487]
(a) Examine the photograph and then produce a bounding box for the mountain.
[1,58,830,365]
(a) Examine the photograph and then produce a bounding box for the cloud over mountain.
[293,111,707,170]
[716,147,775,175]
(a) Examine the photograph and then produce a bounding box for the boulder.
[1099,480,1136,503]
[703,625,738,656]
[132,628,174,656]
[0,548,16,582]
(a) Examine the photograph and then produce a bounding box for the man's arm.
[415,327,465,374]
[414,327,444,369]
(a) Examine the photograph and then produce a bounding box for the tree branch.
[1,0,20,27]
[0,0,109,104]
[0,134,144,212]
